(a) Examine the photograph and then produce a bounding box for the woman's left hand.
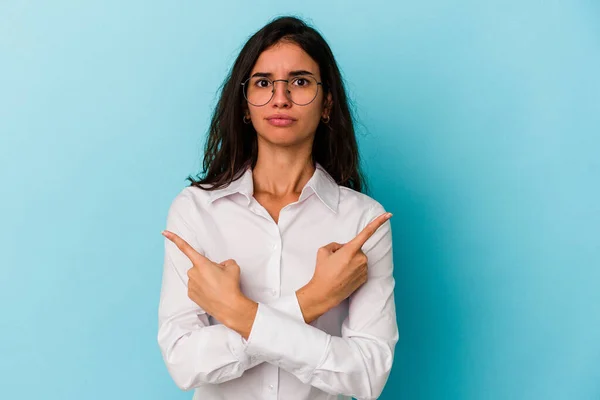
[161,229,257,334]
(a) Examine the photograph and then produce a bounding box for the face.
[244,41,333,147]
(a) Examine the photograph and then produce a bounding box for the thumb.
[219,259,236,268]
[321,242,344,253]
[220,259,240,276]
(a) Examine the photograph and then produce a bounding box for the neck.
[252,156,315,199]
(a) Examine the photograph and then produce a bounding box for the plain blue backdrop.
[1,1,599,399]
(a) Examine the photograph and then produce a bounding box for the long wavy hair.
[186,15,368,194]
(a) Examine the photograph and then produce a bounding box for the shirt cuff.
[226,324,249,364]
[242,299,331,380]
[266,293,306,322]
[240,294,304,346]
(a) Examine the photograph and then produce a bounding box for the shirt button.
[271,243,277,249]
[268,384,274,390]
[270,289,277,296]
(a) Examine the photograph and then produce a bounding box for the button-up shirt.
[157,162,398,400]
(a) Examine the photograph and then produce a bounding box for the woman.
[158,15,398,400]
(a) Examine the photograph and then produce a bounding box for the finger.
[162,230,207,265]
[321,242,343,253]
[219,259,236,268]
[344,212,392,254]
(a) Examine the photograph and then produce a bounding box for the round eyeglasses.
[241,75,323,106]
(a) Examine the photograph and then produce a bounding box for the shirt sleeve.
[157,191,261,391]
[242,202,399,400]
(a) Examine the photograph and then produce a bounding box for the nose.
[271,80,291,108]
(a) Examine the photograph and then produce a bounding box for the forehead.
[251,41,320,76]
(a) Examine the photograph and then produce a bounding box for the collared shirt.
[157,162,398,400]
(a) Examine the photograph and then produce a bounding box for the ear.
[322,92,333,117]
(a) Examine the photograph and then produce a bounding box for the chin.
[259,128,309,146]
[267,134,301,146]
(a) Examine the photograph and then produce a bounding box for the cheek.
[303,106,324,130]
[299,101,324,124]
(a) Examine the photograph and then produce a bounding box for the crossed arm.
[157,197,398,399]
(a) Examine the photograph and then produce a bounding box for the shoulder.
[338,185,387,217]
[166,185,211,217]
[338,185,392,259]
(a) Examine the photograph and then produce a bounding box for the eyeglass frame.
[240,76,324,107]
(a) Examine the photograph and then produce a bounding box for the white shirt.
[157,162,398,400]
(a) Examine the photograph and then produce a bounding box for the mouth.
[266,116,296,127]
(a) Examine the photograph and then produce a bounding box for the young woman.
[158,16,398,400]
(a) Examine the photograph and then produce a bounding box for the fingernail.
[161,230,169,237]
[386,213,393,218]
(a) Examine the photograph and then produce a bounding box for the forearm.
[160,232,260,389]
[241,297,396,399]
[295,281,337,324]
[226,281,335,337]
[223,286,394,399]
[158,307,262,390]
[223,296,259,340]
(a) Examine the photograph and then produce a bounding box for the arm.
[241,203,398,400]
[157,194,260,390]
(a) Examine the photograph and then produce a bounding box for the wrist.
[296,281,332,324]
[224,295,258,340]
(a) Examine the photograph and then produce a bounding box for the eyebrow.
[250,70,315,78]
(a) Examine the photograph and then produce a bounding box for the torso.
[160,164,391,400]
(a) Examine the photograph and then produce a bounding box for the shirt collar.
[206,162,339,213]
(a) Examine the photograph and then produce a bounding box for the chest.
[203,196,355,335]
[252,192,300,224]
[199,195,360,299]
[196,192,367,335]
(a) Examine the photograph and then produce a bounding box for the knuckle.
[187,267,195,279]
[352,251,367,263]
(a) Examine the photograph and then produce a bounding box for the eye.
[292,77,309,87]
[254,79,271,88]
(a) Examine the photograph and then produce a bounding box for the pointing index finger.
[162,230,208,265]
[344,212,392,254]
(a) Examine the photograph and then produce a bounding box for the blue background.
[1,1,599,399]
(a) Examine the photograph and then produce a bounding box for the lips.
[267,118,295,127]
[266,114,296,121]
[266,114,296,127]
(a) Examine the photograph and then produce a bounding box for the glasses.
[241,75,323,106]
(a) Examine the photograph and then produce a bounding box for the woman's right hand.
[296,211,393,323]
